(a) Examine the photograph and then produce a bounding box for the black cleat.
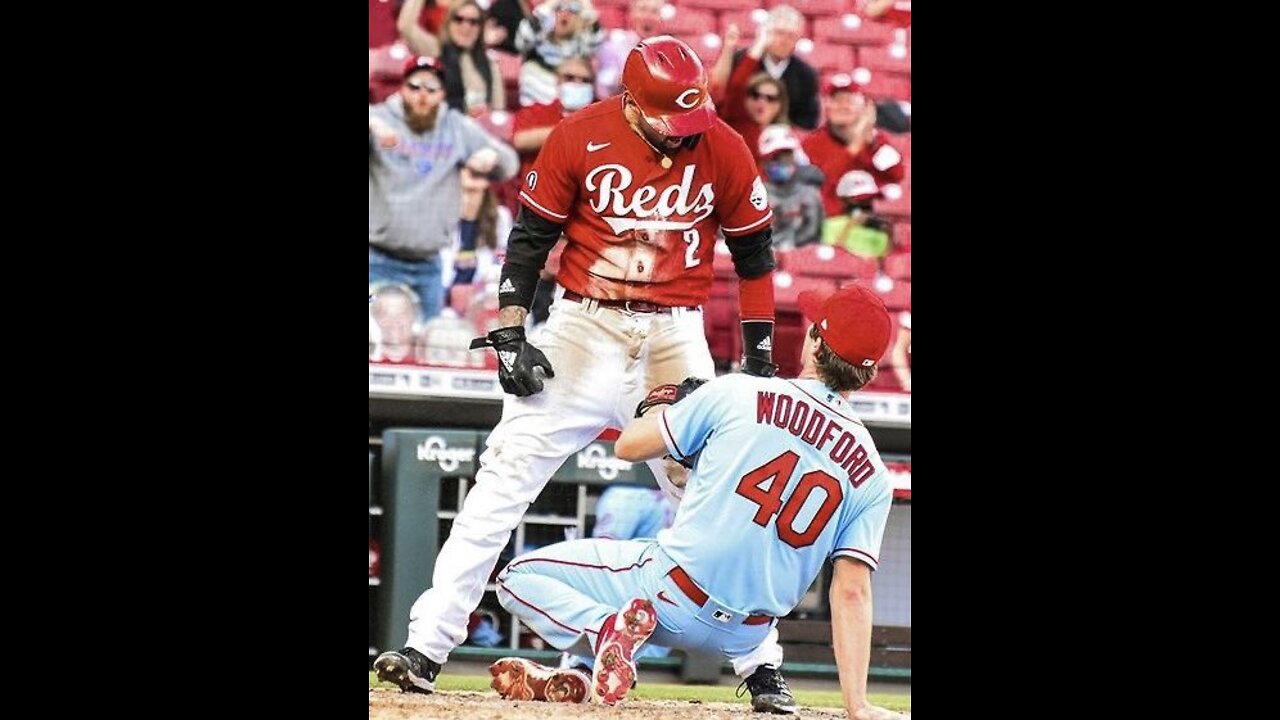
[374,647,442,694]
[738,665,798,714]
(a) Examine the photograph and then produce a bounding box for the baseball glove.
[633,377,709,471]
[634,377,708,418]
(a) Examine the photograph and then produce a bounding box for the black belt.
[369,244,437,262]
[562,290,698,314]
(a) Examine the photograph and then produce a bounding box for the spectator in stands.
[759,125,825,250]
[890,304,911,392]
[515,0,605,107]
[710,24,793,167]
[485,0,532,55]
[821,170,891,260]
[512,56,596,179]
[370,282,423,363]
[447,166,514,288]
[399,0,506,115]
[801,73,905,217]
[593,0,663,99]
[710,5,820,130]
[369,55,520,324]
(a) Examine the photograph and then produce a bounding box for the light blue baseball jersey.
[656,374,893,617]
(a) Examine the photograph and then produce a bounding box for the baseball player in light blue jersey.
[488,285,909,720]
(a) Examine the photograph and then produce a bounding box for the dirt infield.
[369,689,850,720]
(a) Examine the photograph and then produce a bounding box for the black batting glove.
[469,326,555,397]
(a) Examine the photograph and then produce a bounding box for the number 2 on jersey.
[683,229,701,268]
[735,450,844,549]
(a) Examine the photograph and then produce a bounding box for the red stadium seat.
[876,279,910,311]
[683,0,748,11]
[471,108,515,143]
[883,251,910,281]
[858,42,911,75]
[812,15,896,46]
[596,5,626,29]
[777,245,876,281]
[795,41,856,73]
[860,70,911,101]
[676,33,726,66]
[892,222,911,250]
[765,0,849,18]
[718,9,772,38]
[660,7,718,37]
[873,182,911,218]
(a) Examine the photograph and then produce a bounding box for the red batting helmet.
[622,35,716,137]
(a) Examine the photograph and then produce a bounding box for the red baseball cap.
[823,70,870,97]
[797,284,892,367]
[402,55,446,81]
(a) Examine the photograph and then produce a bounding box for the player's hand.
[849,704,909,720]
[469,326,555,396]
[466,147,499,174]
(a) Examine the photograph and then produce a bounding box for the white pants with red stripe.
[405,298,748,663]
[497,539,784,677]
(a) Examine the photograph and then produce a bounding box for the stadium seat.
[892,222,911,250]
[660,7,717,37]
[883,251,910,281]
[873,183,911,218]
[795,41,856,73]
[860,70,911,101]
[778,244,876,281]
[876,279,910,311]
[858,42,911,75]
[718,8,772,38]
[683,0,748,11]
[765,0,849,18]
[812,15,896,46]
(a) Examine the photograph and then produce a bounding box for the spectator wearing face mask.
[515,0,605,107]
[511,55,596,180]
[758,125,825,250]
[509,55,596,327]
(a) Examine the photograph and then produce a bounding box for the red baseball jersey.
[513,99,566,182]
[518,96,773,307]
[801,126,905,217]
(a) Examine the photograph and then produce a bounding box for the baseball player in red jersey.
[376,36,797,712]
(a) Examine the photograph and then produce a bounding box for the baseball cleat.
[739,665,799,714]
[374,647,441,694]
[591,597,658,705]
[489,657,590,703]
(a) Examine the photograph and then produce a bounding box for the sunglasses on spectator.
[559,73,593,83]
[559,2,582,13]
[452,15,482,26]
[749,90,781,103]
[406,80,443,93]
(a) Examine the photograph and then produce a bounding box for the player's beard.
[403,100,440,134]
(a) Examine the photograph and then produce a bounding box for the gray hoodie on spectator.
[369,97,519,259]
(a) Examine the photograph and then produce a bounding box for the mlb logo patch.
[712,609,733,623]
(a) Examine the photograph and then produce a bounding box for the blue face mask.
[558,81,594,111]
[766,161,796,184]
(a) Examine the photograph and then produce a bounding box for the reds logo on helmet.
[622,36,716,137]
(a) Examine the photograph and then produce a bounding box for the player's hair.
[809,324,876,392]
